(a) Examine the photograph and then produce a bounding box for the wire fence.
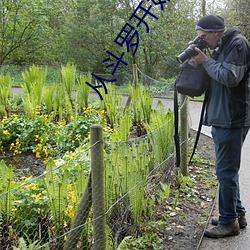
[0,65,191,249]
[138,67,175,93]
[0,115,190,249]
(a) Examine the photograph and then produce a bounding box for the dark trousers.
[211,126,249,225]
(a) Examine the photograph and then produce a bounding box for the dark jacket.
[203,26,250,128]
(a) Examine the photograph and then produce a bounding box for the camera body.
[176,36,208,64]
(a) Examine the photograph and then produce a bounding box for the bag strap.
[174,80,180,168]
[174,80,208,168]
[190,48,210,161]
[188,91,208,164]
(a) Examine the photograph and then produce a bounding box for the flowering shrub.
[0,106,105,158]
[1,145,91,246]
[12,177,49,239]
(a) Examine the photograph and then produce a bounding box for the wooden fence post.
[133,64,138,86]
[180,94,189,176]
[125,64,138,109]
[91,124,106,250]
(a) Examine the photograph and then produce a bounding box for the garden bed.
[0,130,217,250]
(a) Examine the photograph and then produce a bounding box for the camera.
[176,36,208,64]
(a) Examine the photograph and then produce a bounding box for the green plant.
[0,115,57,157]
[0,79,184,248]
[76,72,92,111]
[0,65,24,86]
[0,73,12,117]
[105,136,153,235]
[117,233,163,250]
[178,173,191,189]
[51,80,74,122]
[12,176,49,241]
[43,84,56,114]
[129,84,153,127]
[43,157,90,226]
[172,190,180,210]
[145,100,174,164]
[0,107,103,158]
[60,63,76,103]
[0,161,15,222]
[43,159,69,224]
[157,182,171,203]
[109,109,132,141]
[13,233,49,250]
[21,65,47,118]
[0,161,17,248]
[99,82,123,128]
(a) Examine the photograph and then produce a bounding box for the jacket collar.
[221,26,241,46]
[212,26,241,58]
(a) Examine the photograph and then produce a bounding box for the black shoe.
[211,214,247,229]
[204,222,240,238]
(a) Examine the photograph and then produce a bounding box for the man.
[192,15,250,238]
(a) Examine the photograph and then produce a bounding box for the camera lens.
[176,45,198,63]
[176,36,208,63]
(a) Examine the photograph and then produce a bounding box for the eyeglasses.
[199,32,214,40]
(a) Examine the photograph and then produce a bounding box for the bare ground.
[159,130,217,250]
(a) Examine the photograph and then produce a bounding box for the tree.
[220,0,250,39]
[0,0,51,65]
[0,0,228,80]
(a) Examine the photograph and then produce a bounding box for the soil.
[158,130,217,250]
[0,152,45,180]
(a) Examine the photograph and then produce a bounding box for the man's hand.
[192,47,207,64]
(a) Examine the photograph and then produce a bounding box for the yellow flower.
[100,110,106,115]
[26,183,37,191]
[21,176,32,181]
[71,195,76,204]
[32,193,42,201]
[3,130,9,135]
[14,149,22,155]
[65,205,74,218]
[36,152,41,159]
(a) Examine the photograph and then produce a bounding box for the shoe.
[211,214,247,229]
[204,222,240,238]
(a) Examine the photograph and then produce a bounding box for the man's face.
[196,30,222,49]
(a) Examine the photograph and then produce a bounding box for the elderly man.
[192,15,250,238]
